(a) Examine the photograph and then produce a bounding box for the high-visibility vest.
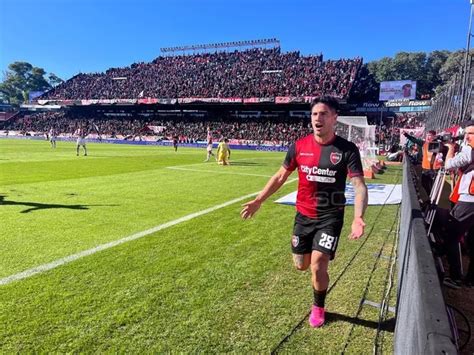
[450,172,462,203]
[450,145,474,202]
[422,142,442,170]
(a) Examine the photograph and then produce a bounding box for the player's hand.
[349,217,365,240]
[240,200,262,219]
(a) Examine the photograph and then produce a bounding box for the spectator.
[37,48,361,100]
[442,120,474,288]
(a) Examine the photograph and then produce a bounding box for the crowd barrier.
[0,135,290,152]
[394,155,457,354]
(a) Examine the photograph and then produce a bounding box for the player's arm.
[349,175,368,239]
[240,166,293,219]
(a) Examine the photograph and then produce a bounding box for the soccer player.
[204,126,216,162]
[204,138,216,162]
[75,127,88,156]
[241,96,368,328]
[173,135,179,152]
[217,138,231,165]
[49,127,57,148]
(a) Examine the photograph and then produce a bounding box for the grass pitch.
[0,138,400,352]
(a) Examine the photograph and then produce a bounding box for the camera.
[428,133,464,153]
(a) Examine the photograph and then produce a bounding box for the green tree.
[0,61,63,105]
[367,57,395,83]
[433,50,472,95]
[365,50,455,99]
[426,50,450,90]
[439,50,466,82]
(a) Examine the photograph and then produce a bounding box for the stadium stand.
[38,48,362,100]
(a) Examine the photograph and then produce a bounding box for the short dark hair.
[428,130,436,135]
[461,119,474,128]
[310,96,340,113]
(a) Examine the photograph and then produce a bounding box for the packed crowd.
[374,112,426,147]
[39,48,361,100]
[4,110,428,148]
[3,111,312,146]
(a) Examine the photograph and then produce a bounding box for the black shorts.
[291,211,344,259]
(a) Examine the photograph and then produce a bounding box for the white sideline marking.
[0,178,297,286]
[167,166,273,178]
[362,299,395,314]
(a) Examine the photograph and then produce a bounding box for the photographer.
[443,120,474,287]
[403,130,442,195]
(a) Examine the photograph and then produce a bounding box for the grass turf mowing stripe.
[0,178,297,286]
[166,166,273,177]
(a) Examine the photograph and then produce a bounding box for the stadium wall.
[0,135,289,152]
[394,155,457,354]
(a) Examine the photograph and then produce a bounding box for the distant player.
[204,127,216,162]
[173,135,179,152]
[49,127,57,148]
[75,127,88,156]
[217,138,231,165]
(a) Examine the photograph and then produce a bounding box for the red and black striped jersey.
[283,134,364,218]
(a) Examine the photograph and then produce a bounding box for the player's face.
[426,133,434,142]
[311,103,337,139]
[465,126,474,147]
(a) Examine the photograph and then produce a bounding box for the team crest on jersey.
[330,152,342,165]
[292,235,299,247]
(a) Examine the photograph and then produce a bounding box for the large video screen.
[379,80,416,101]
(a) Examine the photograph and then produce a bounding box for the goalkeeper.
[217,138,231,165]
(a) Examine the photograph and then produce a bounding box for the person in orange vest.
[404,130,442,195]
[443,120,474,288]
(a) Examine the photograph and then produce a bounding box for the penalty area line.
[0,178,297,286]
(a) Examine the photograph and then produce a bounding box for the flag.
[93,123,100,133]
[93,123,102,141]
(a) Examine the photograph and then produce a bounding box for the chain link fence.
[425,56,474,131]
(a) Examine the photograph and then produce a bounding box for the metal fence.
[394,155,457,354]
[425,56,474,131]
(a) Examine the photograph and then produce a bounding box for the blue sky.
[0,0,471,81]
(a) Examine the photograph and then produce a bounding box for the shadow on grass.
[325,311,395,333]
[0,195,118,213]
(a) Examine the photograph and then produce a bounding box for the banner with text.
[275,183,402,206]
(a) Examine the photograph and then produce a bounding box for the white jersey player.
[204,139,216,162]
[75,128,88,156]
[49,128,57,148]
[204,127,216,162]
